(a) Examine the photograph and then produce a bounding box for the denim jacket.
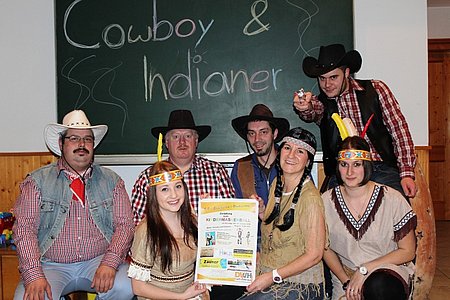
[30,163,119,256]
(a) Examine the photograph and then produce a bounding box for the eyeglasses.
[167,132,197,141]
[64,135,94,144]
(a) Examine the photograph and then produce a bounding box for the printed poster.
[195,198,258,286]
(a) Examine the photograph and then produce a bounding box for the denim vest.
[30,162,120,256]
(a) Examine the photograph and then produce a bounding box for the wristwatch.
[272,269,283,283]
[359,266,368,276]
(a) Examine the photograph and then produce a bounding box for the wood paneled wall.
[0,150,429,213]
[428,39,450,220]
[0,153,56,212]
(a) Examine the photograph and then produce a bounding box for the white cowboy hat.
[44,110,108,156]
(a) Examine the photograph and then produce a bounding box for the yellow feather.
[157,133,163,161]
[331,113,349,140]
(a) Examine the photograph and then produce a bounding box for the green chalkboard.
[55,0,353,154]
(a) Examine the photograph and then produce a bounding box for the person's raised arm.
[292,90,324,124]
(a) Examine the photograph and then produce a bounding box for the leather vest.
[319,79,397,176]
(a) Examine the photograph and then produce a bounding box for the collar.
[334,77,364,99]
[57,158,93,180]
[167,155,200,173]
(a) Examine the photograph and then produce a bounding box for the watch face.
[272,270,283,283]
[273,276,282,283]
[359,266,368,275]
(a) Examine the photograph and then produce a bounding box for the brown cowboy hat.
[231,104,290,143]
[151,110,211,142]
[302,44,362,78]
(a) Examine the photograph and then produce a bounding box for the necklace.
[343,186,372,220]
[346,199,367,219]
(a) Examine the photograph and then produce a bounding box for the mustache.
[73,147,90,154]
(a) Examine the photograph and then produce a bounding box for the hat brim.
[231,115,290,143]
[44,123,108,156]
[151,125,212,143]
[303,50,362,78]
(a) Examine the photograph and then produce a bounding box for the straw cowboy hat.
[302,44,362,78]
[151,110,211,142]
[44,110,108,156]
[231,104,290,143]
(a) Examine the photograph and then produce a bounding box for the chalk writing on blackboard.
[56,0,353,154]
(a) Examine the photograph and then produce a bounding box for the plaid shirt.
[13,159,134,286]
[131,155,235,224]
[298,77,416,179]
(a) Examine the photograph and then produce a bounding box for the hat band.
[149,170,183,186]
[338,150,371,161]
[281,136,316,155]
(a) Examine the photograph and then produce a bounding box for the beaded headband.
[338,150,371,161]
[281,136,316,155]
[149,170,183,186]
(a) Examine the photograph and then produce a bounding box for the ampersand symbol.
[243,0,270,36]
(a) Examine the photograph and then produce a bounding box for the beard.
[253,141,274,157]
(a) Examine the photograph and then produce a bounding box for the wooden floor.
[429,221,450,299]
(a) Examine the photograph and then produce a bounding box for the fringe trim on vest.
[393,212,417,242]
[332,185,384,241]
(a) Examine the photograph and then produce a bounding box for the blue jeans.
[238,282,324,300]
[14,255,133,300]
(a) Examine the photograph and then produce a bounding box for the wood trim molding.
[429,38,450,51]
[0,152,55,157]
[415,146,432,150]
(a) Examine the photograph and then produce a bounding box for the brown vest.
[236,155,256,198]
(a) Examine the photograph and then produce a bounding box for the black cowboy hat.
[302,44,362,78]
[151,110,211,142]
[231,104,290,143]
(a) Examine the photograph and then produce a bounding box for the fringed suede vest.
[319,79,397,176]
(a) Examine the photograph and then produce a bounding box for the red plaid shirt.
[13,159,134,285]
[298,77,416,179]
[131,155,235,224]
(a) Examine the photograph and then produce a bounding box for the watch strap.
[272,269,283,283]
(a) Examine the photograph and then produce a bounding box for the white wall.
[354,0,428,146]
[0,1,56,152]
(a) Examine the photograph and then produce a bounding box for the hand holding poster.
[195,198,258,286]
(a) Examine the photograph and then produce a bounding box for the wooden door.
[428,39,450,220]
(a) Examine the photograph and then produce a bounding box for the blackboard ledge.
[95,152,324,166]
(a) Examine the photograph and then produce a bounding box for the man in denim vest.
[13,110,135,300]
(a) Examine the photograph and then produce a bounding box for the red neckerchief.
[68,174,85,207]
